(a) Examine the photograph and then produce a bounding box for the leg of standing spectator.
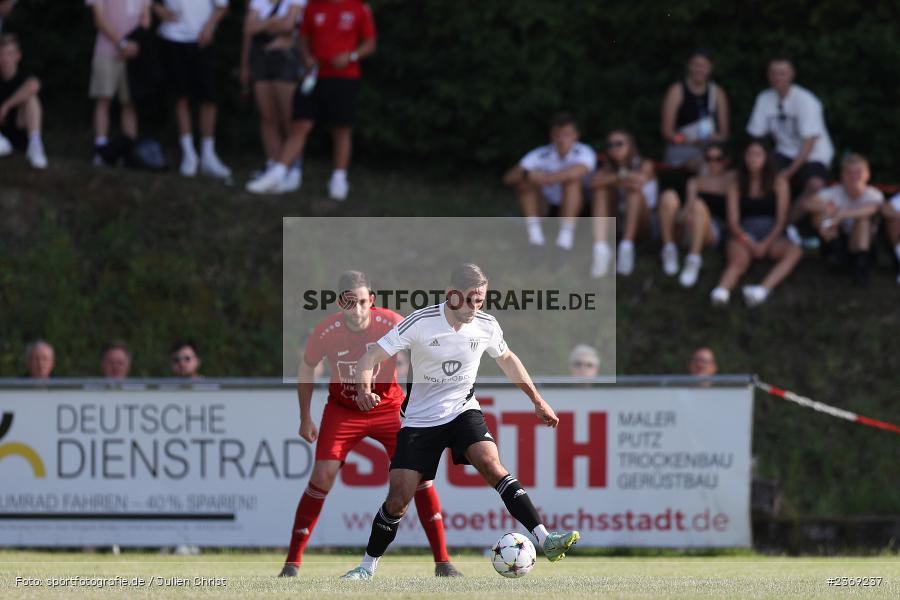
[199,101,230,179]
[329,126,352,200]
[93,97,111,146]
[254,81,281,163]
[760,239,803,291]
[175,96,197,176]
[280,119,314,167]
[121,101,137,139]
[275,81,301,188]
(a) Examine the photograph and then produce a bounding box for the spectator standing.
[661,49,729,171]
[25,339,54,379]
[154,0,231,179]
[800,154,883,285]
[568,344,600,378]
[101,341,132,379]
[0,34,47,168]
[170,340,202,377]
[688,347,718,377]
[657,142,736,287]
[502,114,595,256]
[711,140,802,307]
[247,0,376,199]
[590,129,657,277]
[746,57,832,240]
[241,0,305,191]
[87,0,151,165]
[885,194,900,284]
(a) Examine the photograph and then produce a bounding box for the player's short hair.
[0,34,19,52]
[550,113,578,131]
[101,340,131,359]
[768,55,793,68]
[450,263,488,291]
[170,339,199,357]
[842,153,869,170]
[337,270,371,294]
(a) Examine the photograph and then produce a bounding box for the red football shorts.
[315,402,401,462]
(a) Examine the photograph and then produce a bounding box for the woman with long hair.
[711,140,802,306]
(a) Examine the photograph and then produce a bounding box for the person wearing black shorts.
[246,0,376,200]
[338,264,581,580]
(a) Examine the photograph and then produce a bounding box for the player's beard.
[344,313,370,331]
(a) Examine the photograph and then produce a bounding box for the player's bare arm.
[494,349,559,428]
[356,344,392,412]
[297,359,319,442]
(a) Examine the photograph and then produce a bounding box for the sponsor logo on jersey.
[337,350,350,357]
[442,360,462,376]
[429,339,440,347]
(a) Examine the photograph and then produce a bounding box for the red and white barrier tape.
[754,378,900,435]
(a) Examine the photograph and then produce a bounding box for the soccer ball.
[490,532,536,578]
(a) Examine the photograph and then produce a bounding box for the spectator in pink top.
[87,0,150,165]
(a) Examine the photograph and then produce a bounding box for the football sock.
[414,481,449,563]
[360,552,379,574]
[556,221,576,250]
[284,483,328,566]
[531,524,549,546]
[526,217,544,246]
[494,474,540,531]
[365,503,403,558]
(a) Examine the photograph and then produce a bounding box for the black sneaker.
[434,561,463,577]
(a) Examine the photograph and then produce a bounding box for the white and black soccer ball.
[490,532,536,578]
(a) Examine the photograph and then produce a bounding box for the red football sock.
[414,480,449,563]
[284,483,328,566]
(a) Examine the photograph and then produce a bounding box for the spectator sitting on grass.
[657,141,736,287]
[101,340,132,379]
[502,113,596,259]
[590,129,657,277]
[568,344,600,379]
[170,340,201,378]
[87,0,150,166]
[0,34,47,168]
[800,153,883,285]
[660,48,729,172]
[710,139,802,307]
[884,193,900,284]
[25,339,54,379]
[688,347,718,377]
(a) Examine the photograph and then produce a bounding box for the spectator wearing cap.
[884,193,900,284]
[101,341,132,379]
[503,113,596,259]
[170,340,201,378]
[661,48,730,172]
[801,153,883,285]
[688,347,718,377]
[25,339,54,379]
[568,344,600,379]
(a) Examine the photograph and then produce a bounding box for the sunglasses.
[571,361,598,369]
[606,140,626,149]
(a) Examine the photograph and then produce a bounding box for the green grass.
[0,551,898,599]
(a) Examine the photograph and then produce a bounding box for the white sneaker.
[246,163,288,194]
[591,243,611,278]
[200,152,232,180]
[616,242,635,276]
[0,133,12,157]
[661,243,679,276]
[710,286,730,306]
[742,285,769,307]
[328,176,349,201]
[180,152,198,177]
[283,167,302,192]
[679,254,702,288]
[26,140,48,169]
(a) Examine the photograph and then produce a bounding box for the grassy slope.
[0,551,898,599]
[0,145,898,516]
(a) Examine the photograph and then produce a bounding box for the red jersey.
[300,0,376,79]
[304,306,403,412]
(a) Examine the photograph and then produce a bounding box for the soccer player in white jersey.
[340,263,580,580]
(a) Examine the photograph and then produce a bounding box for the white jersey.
[519,142,596,206]
[746,84,834,166]
[377,303,507,428]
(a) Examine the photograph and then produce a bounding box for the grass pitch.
[0,551,897,599]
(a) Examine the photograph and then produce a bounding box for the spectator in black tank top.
[661,49,730,172]
[711,140,802,307]
[657,142,736,287]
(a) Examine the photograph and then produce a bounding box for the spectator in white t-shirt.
[87,0,151,165]
[746,57,833,221]
[802,153,882,285]
[884,193,900,284]
[154,0,230,179]
[503,113,596,258]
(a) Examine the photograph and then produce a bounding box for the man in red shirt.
[280,270,461,578]
[247,0,376,200]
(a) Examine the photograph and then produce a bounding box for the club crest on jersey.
[442,360,462,376]
[469,338,480,352]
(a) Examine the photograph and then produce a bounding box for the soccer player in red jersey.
[280,270,461,577]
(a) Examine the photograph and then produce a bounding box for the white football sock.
[532,524,549,546]
[360,553,379,574]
